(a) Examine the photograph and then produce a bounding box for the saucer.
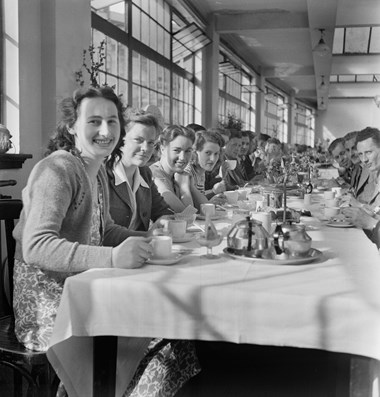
[196,210,226,221]
[326,220,354,228]
[147,253,183,265]
[172,233,193,243]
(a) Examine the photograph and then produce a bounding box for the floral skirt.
[56,339,200,397]
[124,338,201,397]
[13,259,67,351]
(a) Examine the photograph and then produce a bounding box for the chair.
[0,199,58,396]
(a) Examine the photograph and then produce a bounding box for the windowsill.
[0,153,33,169]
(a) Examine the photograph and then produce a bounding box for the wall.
[0,0,91,201]
[315,98,380,144]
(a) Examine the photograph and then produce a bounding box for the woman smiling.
[185,129,227,200]
[107,109,172,231]
[150,125,208,213]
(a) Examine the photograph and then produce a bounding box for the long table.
[46,195,380,397]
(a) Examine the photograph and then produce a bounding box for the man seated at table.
[328,137,353,185]
[223,129,248,188]
[344,130,370,198]
[204,127,234,192]
[239,130,255,180]
[342,127,380,248]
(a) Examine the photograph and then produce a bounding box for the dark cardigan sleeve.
[364,221,380,249]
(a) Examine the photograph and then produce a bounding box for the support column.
[202,14,219,129]
[288,91,295,143]
[255,72,265,134]
[40,0,91,147]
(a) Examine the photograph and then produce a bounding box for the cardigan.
[13,150,132,274]
[107,165,172,231]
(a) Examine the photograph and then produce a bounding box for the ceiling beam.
[262,65,314,78]
[215,11,309,33]
[307,0,339,110]
[297,90,317,98]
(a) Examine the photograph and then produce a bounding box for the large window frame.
[218,53,256,131]
[91,0,204,126]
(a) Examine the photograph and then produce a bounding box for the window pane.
[119,80,128,100]
[132,5,141,41]
[163,2,170,30]
[345,27,370,53]
[118,44,128,79]
[149,60,157,91]
[369,27,380,53]
[157,64,163,91]
[141,56,148,86]
[164,67,170,95]
[141,87,149,108]
[150,19,157,51]
[132,51,141,84]
[141,13,150,46]
[157,0,164,25]
[333,27,344,54]
[106,37,117,75]
[132,84,140,107]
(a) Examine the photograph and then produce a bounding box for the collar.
[113,162,149,189]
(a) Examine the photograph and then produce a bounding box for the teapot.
[227,216,271,258]
[272,223,312,257]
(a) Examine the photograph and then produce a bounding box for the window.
[218,53,256,131]
[91,0,204,125]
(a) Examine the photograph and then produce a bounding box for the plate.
[147,253,184,265]
[172,233,194,243]
[222,247,323,265]
[326,221,354,228]
[196,211,226,221]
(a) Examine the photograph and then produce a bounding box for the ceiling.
[181,0,380,110]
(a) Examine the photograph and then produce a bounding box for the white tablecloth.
[47,195,380,397]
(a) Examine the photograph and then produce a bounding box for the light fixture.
[320,98,325,107]
[374,95,380,108]
[313,29,330,57]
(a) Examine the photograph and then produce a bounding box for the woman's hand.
[340,193,363,208]
[112,236,153,269]
[213,180,226,195]
[342,207,378,230]
[210,193,227,206]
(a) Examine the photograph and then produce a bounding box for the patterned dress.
[13,178,104,352]
[14,176,200,396]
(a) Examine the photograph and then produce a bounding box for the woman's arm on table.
[20,157,149,272]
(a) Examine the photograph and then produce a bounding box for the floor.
[0,342,352,397]
[176,342,350,397]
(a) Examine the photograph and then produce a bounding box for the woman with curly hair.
[150,124,208,212]
[12,87,158,396]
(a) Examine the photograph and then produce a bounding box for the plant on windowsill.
[75,39,115,89]
[219,113,243,132]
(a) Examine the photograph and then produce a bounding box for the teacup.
[151,235,172,259]
[224,190,239,204]
[325,198,339,207]
[325,206,340,218]
[331,187,342,197]
[201,203,216,218]
[167,219,187,239]
[237,189,248,201]
[323,190,335,200]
